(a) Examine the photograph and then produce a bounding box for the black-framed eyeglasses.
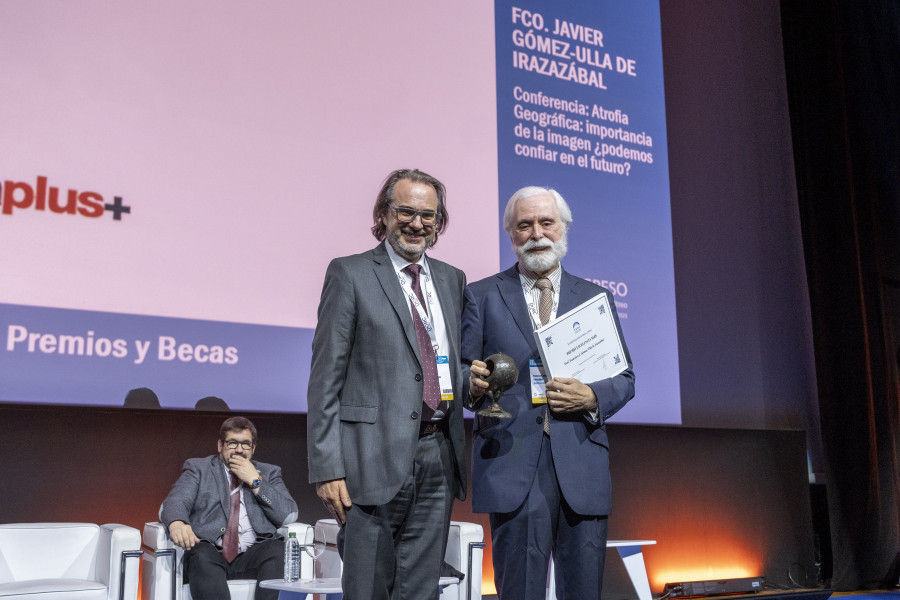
[224,440,254,450]
[388,205,441,226]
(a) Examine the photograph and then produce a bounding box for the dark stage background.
[2,0,898,593]
[0,405,816,597]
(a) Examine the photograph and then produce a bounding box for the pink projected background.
[0,1,498,328]
[0,1,680,421]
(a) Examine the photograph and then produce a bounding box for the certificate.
[533,293,628,382]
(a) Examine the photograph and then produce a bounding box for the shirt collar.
[385,240,429,276]
[517,262,562,290]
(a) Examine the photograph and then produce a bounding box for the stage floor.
[480,588,900,600]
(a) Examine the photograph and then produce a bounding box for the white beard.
[514,234,567,273]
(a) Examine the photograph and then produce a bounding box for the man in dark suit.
[160,416,299,600]
[307,168,468,600]
[462,186,635,600]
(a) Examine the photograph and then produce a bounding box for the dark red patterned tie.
[403,264,441,411]
[222,473,240,562]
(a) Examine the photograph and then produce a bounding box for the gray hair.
[502,186,573,235]
[371,168,448,244]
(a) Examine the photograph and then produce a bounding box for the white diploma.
[533,293,628,382]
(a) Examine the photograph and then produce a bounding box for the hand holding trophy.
[475,353,518,419]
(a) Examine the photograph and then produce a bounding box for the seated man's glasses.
[224,440,254,450]
[389,205,441,226]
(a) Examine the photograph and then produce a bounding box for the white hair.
[502,186,573,235]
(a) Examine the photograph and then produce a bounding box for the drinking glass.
[304,523,328,582]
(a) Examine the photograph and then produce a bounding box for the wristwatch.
[251,475,262,489]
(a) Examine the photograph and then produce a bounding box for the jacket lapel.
[213,456,231,518]
[430,260,458,337]
[430,260,460,388]
[372,242,421,366]
[558,267,598,314]
[497,265,539,353]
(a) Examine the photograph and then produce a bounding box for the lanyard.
[398,270,440,352]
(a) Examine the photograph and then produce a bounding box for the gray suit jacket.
[160,455,299,544]
[307,241,468,506]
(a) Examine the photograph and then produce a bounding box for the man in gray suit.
[307,168,468,600]
[160,416,299,600]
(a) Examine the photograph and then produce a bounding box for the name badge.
[530,358,548,404]
[436,355,454,401]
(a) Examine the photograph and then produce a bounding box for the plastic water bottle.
[283,531,301,582]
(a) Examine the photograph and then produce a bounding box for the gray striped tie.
[534,278,553,435]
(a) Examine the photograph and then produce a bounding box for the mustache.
[520,238,554,252]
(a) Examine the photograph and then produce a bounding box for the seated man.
[160,416,299,600]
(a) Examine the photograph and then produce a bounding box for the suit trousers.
[185,537,285,600]
[338,426,455,600]
[489,433,609,600]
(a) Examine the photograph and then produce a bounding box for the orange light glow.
[482,556,758,595]
[654,566,758,587]
[137,559,143,600]
[646,533,762,592]
[476,525,764,595]
[482,558,496,594]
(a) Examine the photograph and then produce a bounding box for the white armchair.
[141,521,314,600]
[0,522,142,600]
[442,521,486,600]
[314,519,485,600]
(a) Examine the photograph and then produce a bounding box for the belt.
[419,420,445,437]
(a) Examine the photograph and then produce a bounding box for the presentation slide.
[494,0,680,423]
[0,0,680,423]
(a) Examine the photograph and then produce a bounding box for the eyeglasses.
[224,440,254,450]
[388,205,441,226]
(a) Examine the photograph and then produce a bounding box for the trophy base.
[476,404,512,419]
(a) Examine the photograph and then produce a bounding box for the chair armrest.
[446,521,483,571]
[314,519,340,545]
[99,523,142,600]
[447,521,485,600]
[279,521,314,544]
[143,521,176,551]
[141,523,179,600]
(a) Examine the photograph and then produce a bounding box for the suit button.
[536,416,544,425]
[220,527,226,533]
[415,374,422,381]
[411,411,419,420]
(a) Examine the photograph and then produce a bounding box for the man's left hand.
[227,454,259,486]
[547,377,597,413]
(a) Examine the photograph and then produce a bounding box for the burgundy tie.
[222,473,240,562]
[403,264,441,411]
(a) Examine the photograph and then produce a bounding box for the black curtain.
[781,0,900,590]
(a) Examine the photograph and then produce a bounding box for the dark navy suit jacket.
[461,265,635,516]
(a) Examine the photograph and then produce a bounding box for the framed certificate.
[533,293,628,382]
